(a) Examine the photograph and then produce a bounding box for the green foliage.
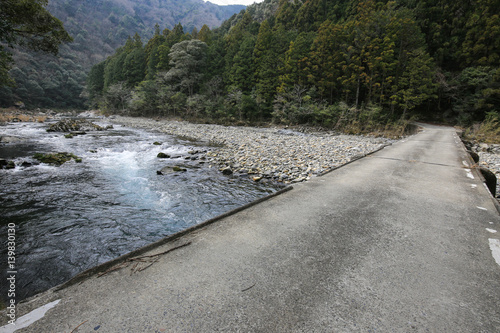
[84,0,499,132]
[228,35,256,93]
[391,48,438,118]
[462,0,500,67]
[101,82,131,113]
[123,41,146,87]
[129,79,158,116]
[443,66,500,124]
[0,0,72,86]
[198,25,212,43]
[273,85,316,124]
[278,32,316,91]
[464,111,500,143]
[0,0,72,55]
[163,39,208,97]
[0,0,243,108]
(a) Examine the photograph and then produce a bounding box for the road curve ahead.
[3,124,500,332]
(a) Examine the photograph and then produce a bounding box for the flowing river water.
[0,118,279,303]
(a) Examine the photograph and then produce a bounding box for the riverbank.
[471,144,500,198]
[1,115,286,304]
[110,116,397,184]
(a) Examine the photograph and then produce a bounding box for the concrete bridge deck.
[2,124,500,332]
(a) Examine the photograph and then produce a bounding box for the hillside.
[86,0,500,129]
[0,0,245,108]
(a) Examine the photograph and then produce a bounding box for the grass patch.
[463,112,500,143]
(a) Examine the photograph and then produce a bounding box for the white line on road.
[0,299,61,333]
[489,239,500,267]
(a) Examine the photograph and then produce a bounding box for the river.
[0,117,279,303]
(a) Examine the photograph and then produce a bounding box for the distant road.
[3,124,500,332]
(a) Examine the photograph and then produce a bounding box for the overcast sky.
[205,0,265,6]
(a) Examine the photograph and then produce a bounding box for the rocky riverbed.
[469,143,500,198]
[111,116,397,184]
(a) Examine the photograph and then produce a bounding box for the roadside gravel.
[110,116,396,184]
[472,144,500,198]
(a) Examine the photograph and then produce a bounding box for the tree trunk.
[355,78,360,109]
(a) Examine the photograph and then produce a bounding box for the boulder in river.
[221,167,233,175]
[0,159,16,169]
[157,165,188,175]
[47,119,106,132]
[33,152,82,166]
[0,136,24,143]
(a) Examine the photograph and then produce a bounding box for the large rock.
[0,136,24,143]
[0,159,15,169]
[157,152,171,158]
[221,167,233,175]
[157,165,188,175]
[33,152,82,166]
[47,119,106,132]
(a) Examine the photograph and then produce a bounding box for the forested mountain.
[0,0,245,109]
[86,0,500,128]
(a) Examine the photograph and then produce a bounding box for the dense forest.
[0,0,244,109]
[85,0,500,130]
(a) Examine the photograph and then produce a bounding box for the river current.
[0,118,279,303]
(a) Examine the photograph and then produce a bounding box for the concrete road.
[2,124,500,332]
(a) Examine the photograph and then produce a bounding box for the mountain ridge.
[0,0,245,108]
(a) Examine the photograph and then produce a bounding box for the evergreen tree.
[253,23,284,114]
[224,11,257,83]
[144,28,167,80]
[278,32,316,91]
[274,0,301,30]
[163,40,208,97]
[309,20,346,103]
[198,25,212,43]
[122,33,146,87]
[166,23,186,46]
[462,0,500,67]
[253,19,272,75]
[87,61,105,101]
[229,36,256,93]
[391,48,437,118]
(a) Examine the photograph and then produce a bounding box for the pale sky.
[205,0,265,6]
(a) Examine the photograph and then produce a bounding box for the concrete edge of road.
[49,185,294,293]
[471,162,500,215]
[318,143,392,178]
[318,122,422,178]
[457,130,500,215]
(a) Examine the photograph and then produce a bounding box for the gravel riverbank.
[110,116,396,184]
[471,144,500,198]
